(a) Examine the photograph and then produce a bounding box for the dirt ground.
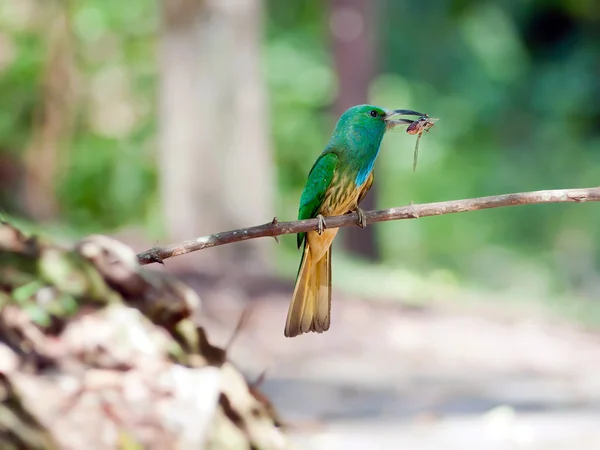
[176,269,600,450]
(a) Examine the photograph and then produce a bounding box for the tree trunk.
[159,0,273,270]
[22,5,77,221]
[329,0,379,260]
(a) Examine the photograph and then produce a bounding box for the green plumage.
[296,105,388,247]
[285,104,424,338]
[296,152,338,248]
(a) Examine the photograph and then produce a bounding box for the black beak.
[384,109,426,127]
[384,109,426,121]
[384,118,414,126]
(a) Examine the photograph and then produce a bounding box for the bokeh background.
[1,0,600,448]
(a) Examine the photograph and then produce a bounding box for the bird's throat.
[354,144,380,186]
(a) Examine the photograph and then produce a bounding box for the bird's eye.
[369,110,378,118]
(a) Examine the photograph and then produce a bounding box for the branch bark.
[137,186,600,265]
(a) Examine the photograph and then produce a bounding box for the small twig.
[270,217,279,244]
[137,186,600,265]
[225,306,253,351]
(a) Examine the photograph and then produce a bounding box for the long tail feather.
[284,243,332,337]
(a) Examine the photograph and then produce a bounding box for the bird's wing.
[297,152,339,248]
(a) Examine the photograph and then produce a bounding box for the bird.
[284,104,425,338]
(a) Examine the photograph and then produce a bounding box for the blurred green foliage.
[0,1,157,231]
[374,1,600,291]
[267,1,600,299]
[64,0,157,231]
[1,1,599,297]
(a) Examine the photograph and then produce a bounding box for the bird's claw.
[355,207,367,229]
[316,214,326,235]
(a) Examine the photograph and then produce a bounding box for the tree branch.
[137,186,600,265]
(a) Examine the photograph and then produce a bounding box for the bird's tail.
[284,242,331,337]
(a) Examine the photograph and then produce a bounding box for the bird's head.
[331,105,425,146]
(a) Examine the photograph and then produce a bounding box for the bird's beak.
[384,109,426,127]
[384,109,425,121]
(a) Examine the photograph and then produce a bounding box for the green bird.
[285,104,425,338]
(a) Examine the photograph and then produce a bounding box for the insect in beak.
[382,109,439,172]
[406,116,439,172]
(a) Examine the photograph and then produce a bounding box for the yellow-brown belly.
[307,172,371,262]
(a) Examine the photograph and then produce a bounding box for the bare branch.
[137,186,600,265]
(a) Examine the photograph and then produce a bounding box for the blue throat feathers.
[354,143,381,186]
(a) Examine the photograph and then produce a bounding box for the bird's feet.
[316,214,327,235]
[355,207,367,229]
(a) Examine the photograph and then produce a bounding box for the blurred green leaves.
[1,0,599,296]
[460,4,529,83]
[0,1,157,230]
[373,0,600,289]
